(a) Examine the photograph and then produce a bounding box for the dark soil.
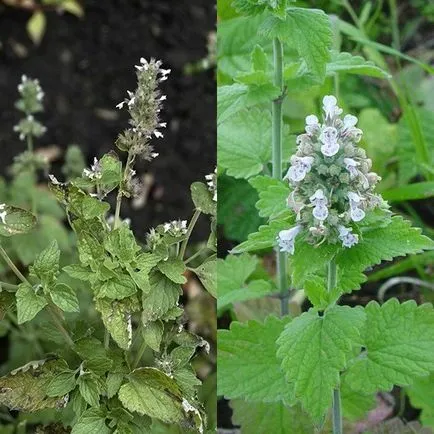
[0,0,215,240]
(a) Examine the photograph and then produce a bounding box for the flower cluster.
[278,96,384,255]
[13,75,46,141]
[205,169,217,202]
[163,220,188,236]
[0,204,7,224]
[115,57,170,160]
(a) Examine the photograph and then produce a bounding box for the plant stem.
[47,302,75,347]
[0,244,28,284]
[179,209,201,260]
[133,335,148,369]
[327,258,342,434]
[114,150,134,229]
[104,329,110,349]
[185,247,209,265]
[272,37,288,316]
[0,281,19,291]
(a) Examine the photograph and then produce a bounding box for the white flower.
[0,204,7,224]
[313,205,329,221]
[344,158,359,179]
[277,226,302,255]
[319,127,339,156]
[322,95,343,119]
[305,115,320,134]
[163,220,188,236]
[338,225,359,248]
[343,114,358,129]
[347,192,365,222]
[83,157,102,180]
[310,189,328,206]
[284,156,314,182]
[154,130,164,138]
[310,189,329,221]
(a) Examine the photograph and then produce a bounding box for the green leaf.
[231,217,294,253]
[15,283,47,324]
[105,225,141,265]
[218,175,263,242]
[0,291,15,320]
[218,108,271,179]
[217,83,280,125]
[118,367,201,427]
[142,320,164,352]
[157,258,187,284]
[74,337,113,375]
[62,0,85,17]
[251,44,268,71]
[95,297,140,350]
[95,274,137,300]
[27,11,46,45]
[382,182,434,202]
[106,372,124,399]
[71,408,111,434]
[192,260,216,298]
[341,377,375,421]
[260,8,333,80]
[99,152,122,187]
[81,196,110,220]
[345,299,434,394]
[63,264,95,281]
[30,240,60,287]
[218,315,293,402]
[78,374,102,407]
[46,370,77,397]
[249,175,290,219]
[406,374,434,429]
[174,368,202,400]
[0,359,70,412]
[0,205,37,237]
[232,0,291,18]
[50,283,79,312]
[190,182,216,215]
[231,400,313,434]
[326,51,391,79]
[277,306,365,421]
[141,272,181,324]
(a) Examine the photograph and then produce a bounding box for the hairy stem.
[114,150,134,229]
[179,209,201,260]
[272,37,288,316]
[0,244,28,284]
[327,258,342,434]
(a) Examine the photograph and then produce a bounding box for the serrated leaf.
[345,299,434,394]
[118,367,195,425]
[106,372,124,399]
[231,217,294,253]
[0,359,69,412]
[142,320,164,352]
[27,11,46,45]
[105,225,140,265]
[95,274,137,300]
[71,408,110,434]
[231,400,313,434]
[63,264,94,281]
[141,272,181,324]
[192,260,216,298]
[0,290,15,320]
[217,83,280,125]
[96,296,139,350]
[251,44,268,71]
[232,0,291,18]
[77,374,102,407]
[190,182,216,215]
[50,283,79,313]
[260,8,332,80]
[73,337,112,375]
[326,51,391,78]
[218,315,293,402]
[46,370,77,397]
[406,373,434,429]
[15,283,47,324]
[30,240,60,287]
[249,175,290,219]
[0,205,37,237]
[218,109,272,179]
[277,306,366,420]
[157,258,187,284]
[173,368,201,399]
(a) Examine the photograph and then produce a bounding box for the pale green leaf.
[218,315,293,402]
[27,11,46,45]
[106,372,124,399]
[46,370,77,397]
[105,225,141,265]
[157,258,187,284]
[345,299,434,394]
[95,274,137,300]
[73,337,112,375]
[71,408,111,434]
[62,0,85,17]
[277,306,365,420]
[192,260,216,298]
[142,320,164,352]
[0,205,37,237]
[77,374,102,407]
[50,283,79,312]
[406,374,434,429]
[16,283,47,324]
[30,240,60,287]
[231,400,313,434]
[190,182,216,215]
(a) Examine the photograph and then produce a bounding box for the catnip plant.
[0,57,216,433]
[217,0,434,433]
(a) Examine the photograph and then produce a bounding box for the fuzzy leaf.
[249,175,291,219]
[157,258,187,284]
[233,0,292,18]
[73,337,112,375]
[50,283,79,313]
[0,205,37,237]
[277,306,366,420]
[218,315,293,402]
[326,51,391,78]
[141,272,181,324]
[15,283,47,324]
[46,370,77,397]
[192,259,216,298]
[191,182,216,215]
[231,400,313,434]
[30,240,60,287]
[260,7,333,79]
[104,225,140,265]
[0,359,70,412]
[142,320,164,352]
[118,367,197,425]
[77,374,102,407]
[95,274,137,300]
[71,408,110,434]
[345,299,434,394]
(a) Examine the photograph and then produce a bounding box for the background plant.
[0,58,216,433]
[217,0,434,432]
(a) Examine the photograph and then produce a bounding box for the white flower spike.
[278,226,302,255]
[284,156,314,182]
